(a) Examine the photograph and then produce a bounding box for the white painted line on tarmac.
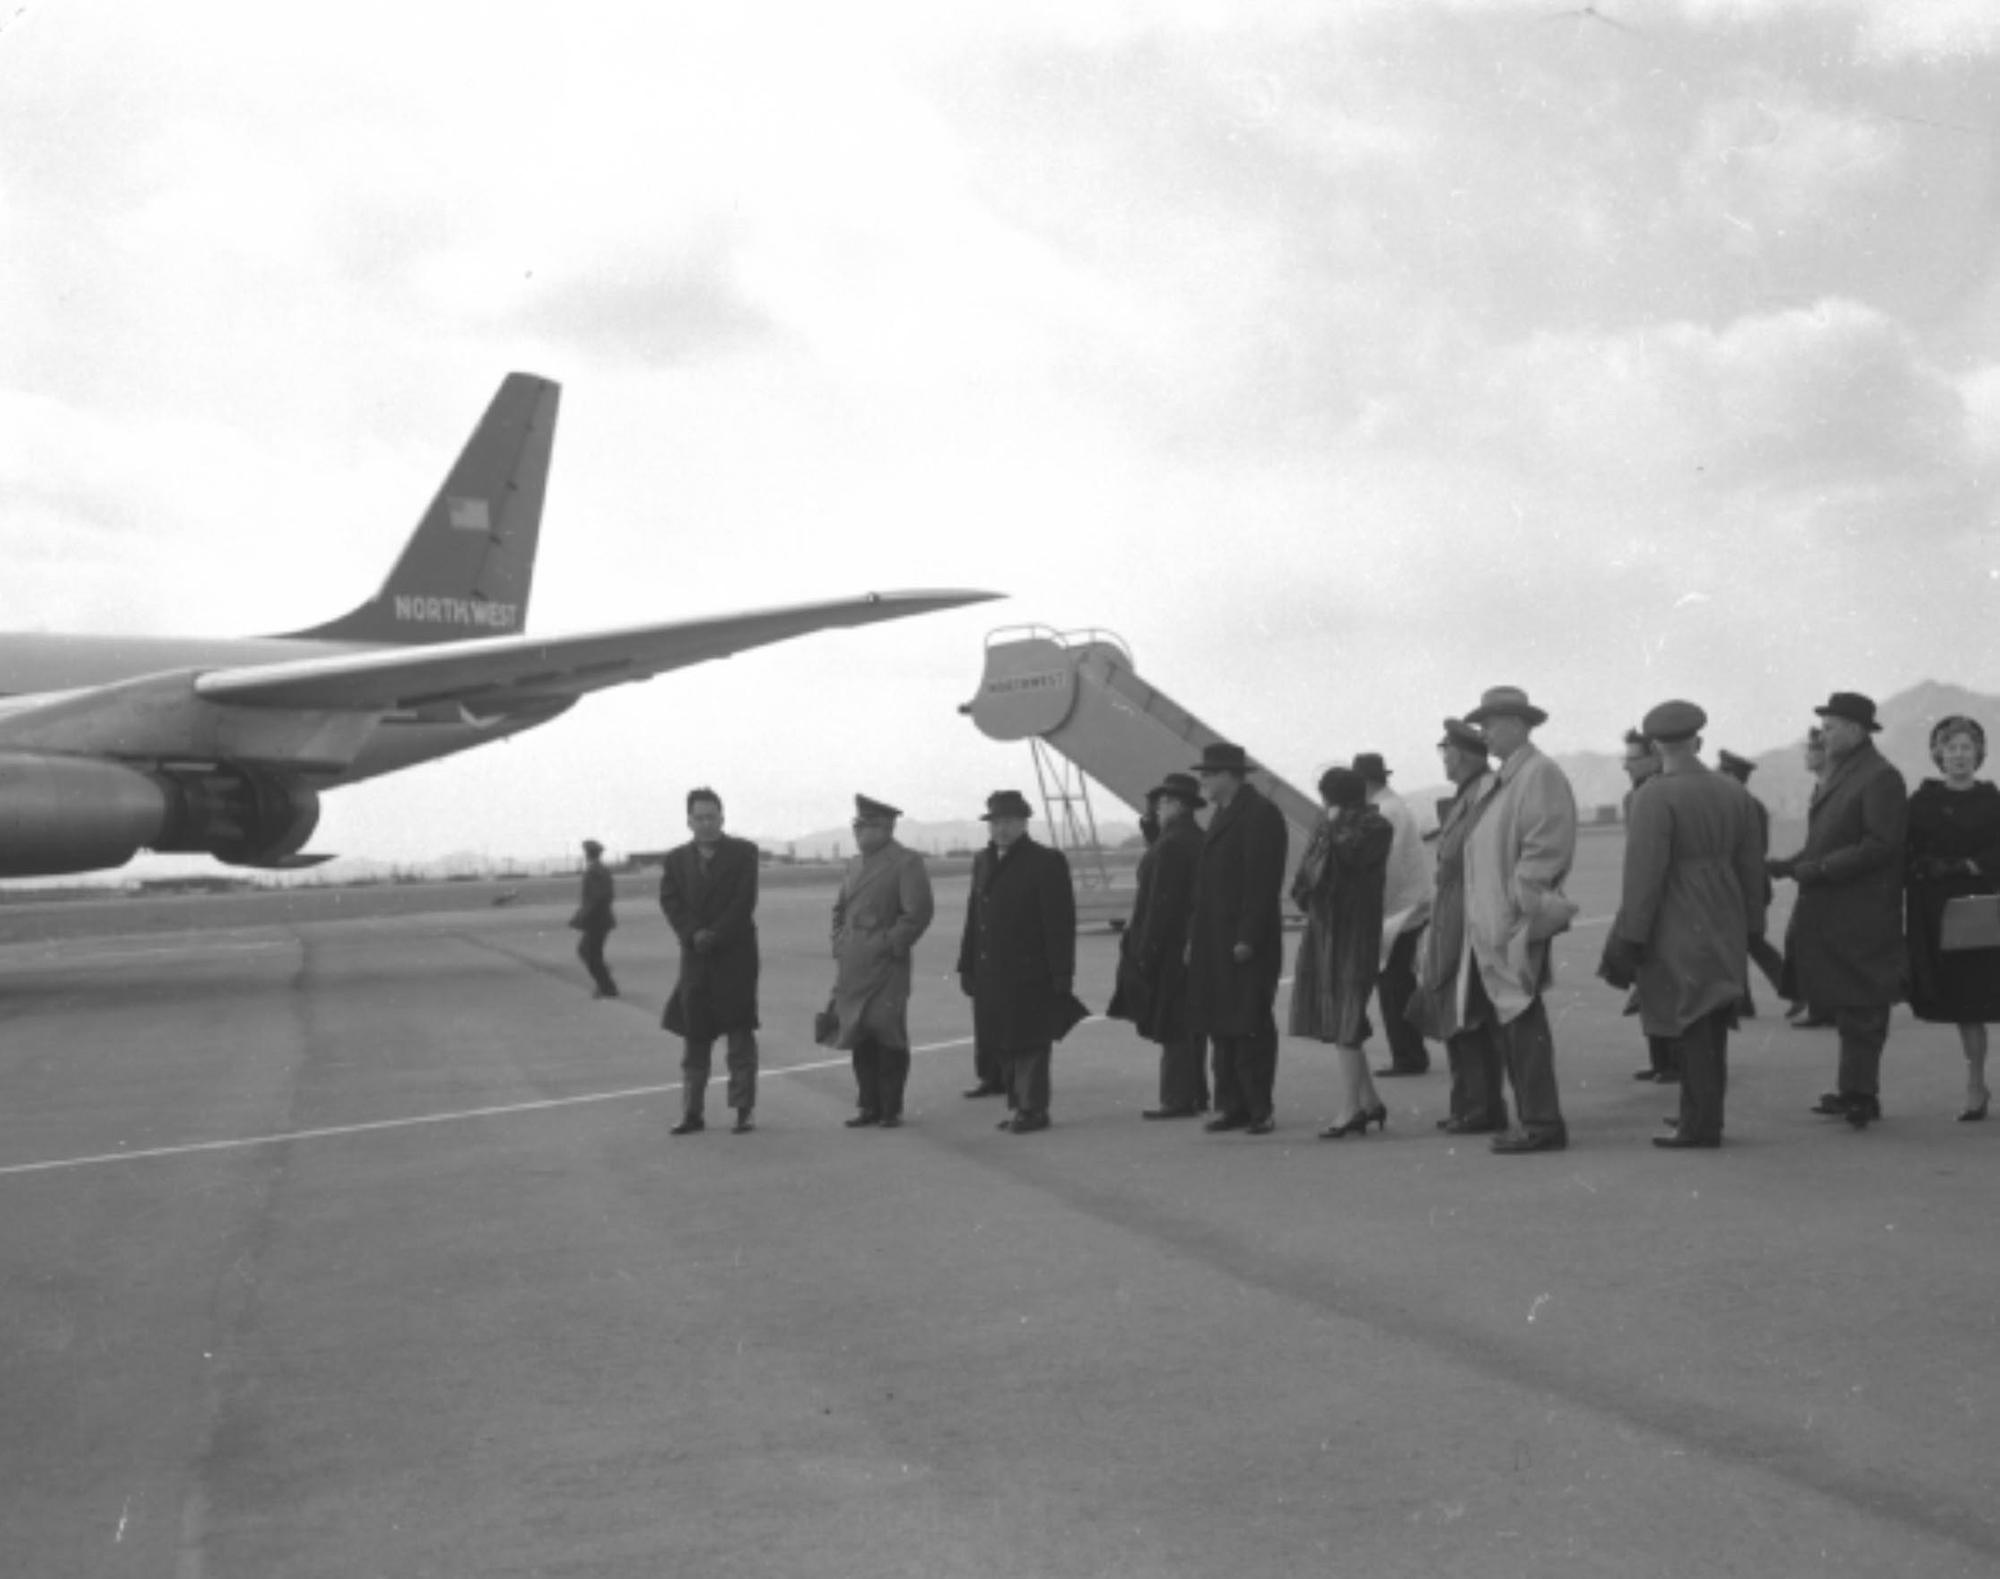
[0,1036,979,1179]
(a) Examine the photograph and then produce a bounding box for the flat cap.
[1641,699,1707,743]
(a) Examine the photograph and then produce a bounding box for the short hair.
[1930,715,1987,772]
[686,786,723,815]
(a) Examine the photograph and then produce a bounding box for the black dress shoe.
[1244,1116,1276,1135]
[1653,1133,1720,1149]
[1204,1113,1249,1133]
[879,1114,903,1128]
[1632,1069,1658,1081]
[1142,1106,1198,1120]
[1655,1071,1681,1085]
[1010,1113,1050,1134]
[1491,1130,1567,1154]
[844,1112,881,1128]
[669,1116,705,1135]
[1441,1117,1502,1136]
[1810,1092,1850,1116]
[963,1083,1006,1099]
[1374,1066,1428,1077]
[732,1113,755,1135]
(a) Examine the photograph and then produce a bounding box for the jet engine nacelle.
[0,752,320,877]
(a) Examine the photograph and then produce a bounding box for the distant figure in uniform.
[1619,728,1678,1086]
[1717,748,1788,1014]
[1769,693,1908,1129]
[956,790,1077,1134]
[1355,753,1434,1079]
[570,839,619,999]
[1108,773,1210,1119]
[1409,718,1509,1135]
[833,795,935,1130]
[1186,742,1290,1136]
[660,787,761,1136]
[1599,702,1767,1149]
[1460,687,1579,1156]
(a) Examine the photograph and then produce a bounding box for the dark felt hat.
[1350,752,1391,783]
[1641,699,1707,743]
[980,789,1035,821]
[853,794,902,822]
[1465,685,1549,727]
[1437,717,1489,756]
[581,839,604,857]
[1191,741,1255,775]
[1146,771,1207,809]
[1814,691,1882,732]
[1716,750,1756,779]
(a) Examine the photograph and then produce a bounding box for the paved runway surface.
[2,836,1995,1577]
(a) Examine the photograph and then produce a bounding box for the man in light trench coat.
[832,795,936,1129]
[1599,701,1768,1149]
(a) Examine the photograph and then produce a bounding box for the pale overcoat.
[1459,744,1579,1026]
[1408,769,1490,1041]
[1185,782,1290,1038]
[659,836,761,1039]
[1372,788,1435,970]
[830,840,935,1051]
[1780,741,1908,1008]
[1613,763,1769,1037]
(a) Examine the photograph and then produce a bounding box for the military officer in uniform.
[570,838,619,998]
[832,795,935,1129]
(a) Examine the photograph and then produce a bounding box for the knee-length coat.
[1288,805,1393,1044]
[1904,779,2000,1023]
[1611,763,1768,1037]
[1778,741,1907,1009]
[1408,771,1491,1041]
[659,835,761,1039]
[1186,782,1290,1038]
[956,836,1077,1052]
[830,840,935,1051]
[1460,744,1579,1027]
[1107,815,1202,1044]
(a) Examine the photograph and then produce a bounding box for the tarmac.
[1,834,1995,1578]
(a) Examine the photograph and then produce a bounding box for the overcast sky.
[4,0,1997,866]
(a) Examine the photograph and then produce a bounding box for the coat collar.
[1811,740,1880,812]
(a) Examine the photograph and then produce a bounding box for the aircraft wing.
[195,590,1000,714]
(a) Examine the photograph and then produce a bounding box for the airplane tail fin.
[275,372,560,645]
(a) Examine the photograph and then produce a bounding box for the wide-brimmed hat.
[1437,718,1489,756]
[1814,691,1882,732]
[1146,771,1207,809]
[853,794,902,822]
[1641,699,1707,743]
[1716,749,1756,779]
[980,789,1035,821]
[1191,741,1255,775]
[1350,752,1391,783]
[1465,686,1549,727]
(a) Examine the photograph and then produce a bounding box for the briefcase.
[1941,895,2000,952]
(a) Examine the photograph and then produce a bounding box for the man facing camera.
[660,787,761,1136]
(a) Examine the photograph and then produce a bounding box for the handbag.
[813,995,840,1047]
[1940,895,2000,952]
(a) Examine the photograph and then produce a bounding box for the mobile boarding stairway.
[961,627,1321,923]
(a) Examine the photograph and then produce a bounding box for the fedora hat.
[1191,741,1255,775]
[1465,686,1549,727]
[1350,752,1391,783]
[979,789,1035,821]
[1813,691,1882,732]
[1146,771,1207,809]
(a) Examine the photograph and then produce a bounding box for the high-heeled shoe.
[1959,1095,1990,1123]
[1318,1113,1371,1139]
[1367,1102,1388,1131]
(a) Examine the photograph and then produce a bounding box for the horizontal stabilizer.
[200,590,1001,713]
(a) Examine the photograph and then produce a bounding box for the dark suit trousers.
[852,1038,911,1119]
[576,928,617,994]
[973,1038,1005,1092]
[1836,1005,1893,1099]
[1674,1007,1732,1142]
[682,1029,758,1118]
[1211,1007,1279,1121]
[1466,972,1564,1139]
[1159,1035,1210,1111]
[1446,1025,1509,1128]
[1002,1045,1053,1118]
[1374,926,1430,1071]
[1647,1033,1681,1079]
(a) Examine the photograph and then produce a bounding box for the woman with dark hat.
[1108,773,1210,1118]
[1903,715,2000,1120]
[1288,766,1394,1138]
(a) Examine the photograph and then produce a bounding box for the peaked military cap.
[1437,717,1489,755]
[1641,699,1707,743]
[980,789,1035,821]
[853,794,902,822]
[1814,691,1883,732]
[1716,750,1756,779]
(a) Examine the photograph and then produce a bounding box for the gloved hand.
[1597,935,1644,991]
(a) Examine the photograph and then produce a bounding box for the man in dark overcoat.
[956,790,1077,1133]
[660,786,761,1135]
[1599,702,1768,1149]
[570,838,619,998]
[1185,742,1290,1135]
[1108,772,1209,1119]
[1768,692,1908,1127]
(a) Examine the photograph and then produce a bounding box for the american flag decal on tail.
[446,496,491,533]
